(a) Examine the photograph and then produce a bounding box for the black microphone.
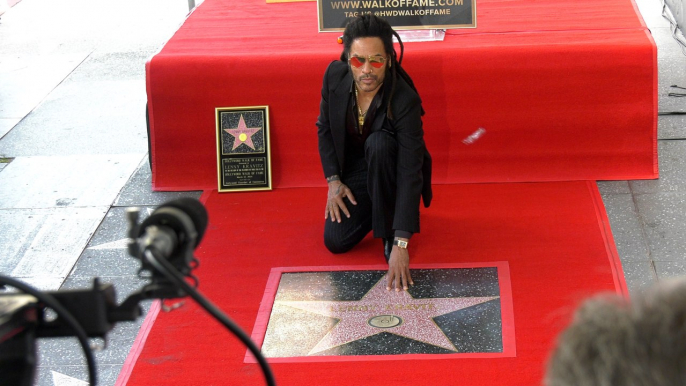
[134,198,209,274]
[144,198,209,247]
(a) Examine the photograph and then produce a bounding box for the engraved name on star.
[225,115,261,151]
[277,276,499,355]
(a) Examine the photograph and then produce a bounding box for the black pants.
[324,131,397,254]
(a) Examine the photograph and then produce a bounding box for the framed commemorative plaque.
[215,106,272,192]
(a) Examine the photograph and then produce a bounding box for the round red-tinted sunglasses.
[348,55,387,69]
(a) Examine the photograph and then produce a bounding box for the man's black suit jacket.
[316,60,431,234]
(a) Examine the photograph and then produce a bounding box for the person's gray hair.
[545,278,686,386]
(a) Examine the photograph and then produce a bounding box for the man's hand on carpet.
[387,247,413,291]
[325,180,357,223]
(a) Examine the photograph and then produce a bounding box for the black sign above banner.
[318,0,475,31]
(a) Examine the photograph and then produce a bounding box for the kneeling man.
[316,14,431,292]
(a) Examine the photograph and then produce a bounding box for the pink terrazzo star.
[225,115,261,150]
[277,276,499,355]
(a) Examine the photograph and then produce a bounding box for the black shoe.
[383,237,393,262]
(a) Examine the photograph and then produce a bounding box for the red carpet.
[120,181,627,385]
[146,0,657,191]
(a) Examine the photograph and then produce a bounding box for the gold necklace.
[354,87,367,131]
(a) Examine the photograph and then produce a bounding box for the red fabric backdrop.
[131,2,647,382]
[146,0,657,191]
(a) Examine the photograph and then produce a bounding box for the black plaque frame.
[215,106,272,192]
[317,0,476,32]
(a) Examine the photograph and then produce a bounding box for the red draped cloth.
[146,0,657,191]
[128,3,653,384]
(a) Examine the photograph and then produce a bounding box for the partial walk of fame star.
[225,114,261,150]
[88,208,154,250]
[277,276,499,355]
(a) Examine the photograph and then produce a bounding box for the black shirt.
[344,81,385,159]
[344,81,412,240]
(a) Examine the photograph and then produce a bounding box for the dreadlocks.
[339,14,423,119]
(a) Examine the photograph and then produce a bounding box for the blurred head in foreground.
[546,278,686,386]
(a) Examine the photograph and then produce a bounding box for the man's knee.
[365,131,397,160]
[324,234,354,254]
